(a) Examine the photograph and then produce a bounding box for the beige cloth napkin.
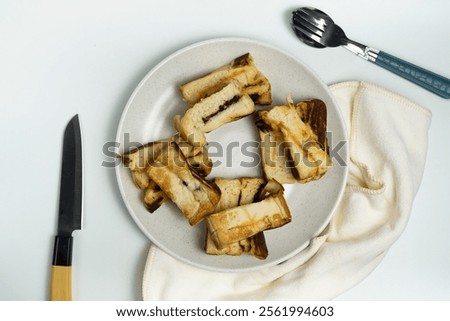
[142,81,432,300]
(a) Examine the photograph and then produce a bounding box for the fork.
[292,7,450,99]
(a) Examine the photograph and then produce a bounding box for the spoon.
[291,7,450,99]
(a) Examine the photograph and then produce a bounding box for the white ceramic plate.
[115,38,348,272]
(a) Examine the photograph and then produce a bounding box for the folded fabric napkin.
[142,81,431,300]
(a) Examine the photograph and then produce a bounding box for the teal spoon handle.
[373,50,450,99]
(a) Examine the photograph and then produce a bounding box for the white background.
[1,0,449,300]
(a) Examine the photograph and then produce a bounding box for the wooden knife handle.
[50,265,72,301]
[50,235,73,301]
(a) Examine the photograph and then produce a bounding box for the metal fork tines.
[291,10,325,44]
[292,8,371,56]
[292,10,344,47]
[293,9,327,30]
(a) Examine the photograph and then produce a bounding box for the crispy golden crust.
[146,142,220,225]
[255,115,298,184]
[180,53,271,106]
[143,181,168,213]
[122,139,172,171]
[177,80,255,147]
[121,133,213,214]
[204,177,269,259]
[295,99,328,153]
[205,229,268,260]
[243,72,272,105]
[255,98,331,184]
[206,189,291,247]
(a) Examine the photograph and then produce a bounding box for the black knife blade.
[57,114,83,236]
[50,114,83,301]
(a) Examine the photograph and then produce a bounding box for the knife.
[50,115,83,301]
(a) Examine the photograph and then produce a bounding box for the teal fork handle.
[373,51,450,99]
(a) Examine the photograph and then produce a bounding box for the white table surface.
[1,0,449,301]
